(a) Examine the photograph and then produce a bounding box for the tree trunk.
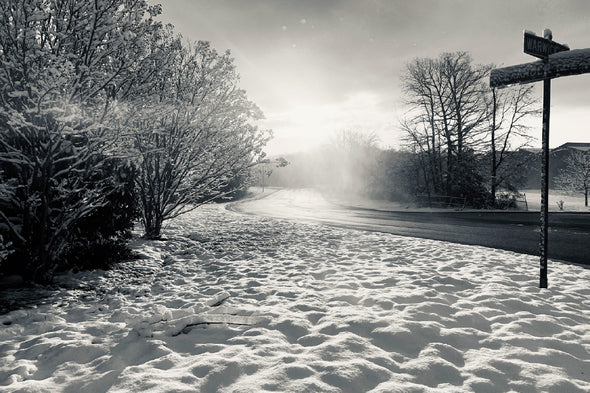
[144,217,163,240]
[142,200,164,239]
[446,141,453,196]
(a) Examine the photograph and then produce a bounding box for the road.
[231,189,590,265]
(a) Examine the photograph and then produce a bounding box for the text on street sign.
[524,31,569,59]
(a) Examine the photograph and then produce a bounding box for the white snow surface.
[1,189,589,392]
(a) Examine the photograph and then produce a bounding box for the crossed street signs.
[490,30,590,288]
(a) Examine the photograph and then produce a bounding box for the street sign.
[490,48,590,88]
[524,31,569,59]
[490,30,590,288]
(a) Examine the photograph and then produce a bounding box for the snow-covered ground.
[325,188,590,213]
[1,190,589,392]
[524,189,590,212]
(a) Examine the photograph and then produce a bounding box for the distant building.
[552,142,590,153]
[522,142,590,189]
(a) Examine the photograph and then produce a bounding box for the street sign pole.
[539,58,550,288]
[536,29,564,289]
[488,29,590,288]
[536,30,557,289]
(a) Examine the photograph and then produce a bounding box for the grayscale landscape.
[1,1,589,392]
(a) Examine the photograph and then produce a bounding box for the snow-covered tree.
[0,0,162,281]
[555,150,590,207]
[122,41,270,239]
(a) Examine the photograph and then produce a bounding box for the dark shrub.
[61,159,140,272]
[0,133,140,282]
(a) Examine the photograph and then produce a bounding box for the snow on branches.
[0,0,271,279]
[0,0,166,281]
[120,40,270,239]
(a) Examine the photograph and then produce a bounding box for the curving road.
[230,189,590,266]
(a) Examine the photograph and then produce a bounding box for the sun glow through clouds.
[262,91,398,154]
[153,0,590,155]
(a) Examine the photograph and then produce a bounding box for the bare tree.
[442,53,489,172]
[402,52,489,204]
[555,150,590,207]
[401,57,447,197]
[485,84,539,204]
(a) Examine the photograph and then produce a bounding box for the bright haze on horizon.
[155,0,590,156]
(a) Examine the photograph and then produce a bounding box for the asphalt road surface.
[232,189,590,266]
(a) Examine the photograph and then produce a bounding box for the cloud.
[156,0,590,153]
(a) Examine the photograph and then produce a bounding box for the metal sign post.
[535,30,562,288]
[539,62,550,288]
[490,29,590,288]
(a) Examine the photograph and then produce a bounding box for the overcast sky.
[155,0,590,155]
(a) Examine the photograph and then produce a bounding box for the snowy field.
[327,188,590,213]
[1,193,589,392]
[524,189,590,212]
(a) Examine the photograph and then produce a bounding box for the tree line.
[0,0,268,283]
[402,52,539,208]
[267,53,544,208]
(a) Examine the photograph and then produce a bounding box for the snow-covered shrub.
[61,159,140,272]
[0,131,138,281]
[126,41,270,239]
[0,0,163,282]
[493,192,519,209]
[555,150,590,207]
[0,234,13,268]
[206,172,252,202]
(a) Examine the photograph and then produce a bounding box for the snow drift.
[0,192,589,392]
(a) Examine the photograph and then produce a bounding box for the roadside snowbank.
[0,195,589,392]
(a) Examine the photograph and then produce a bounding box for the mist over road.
[231,188,590,266]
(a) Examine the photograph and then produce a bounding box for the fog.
[261,130,414,202]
